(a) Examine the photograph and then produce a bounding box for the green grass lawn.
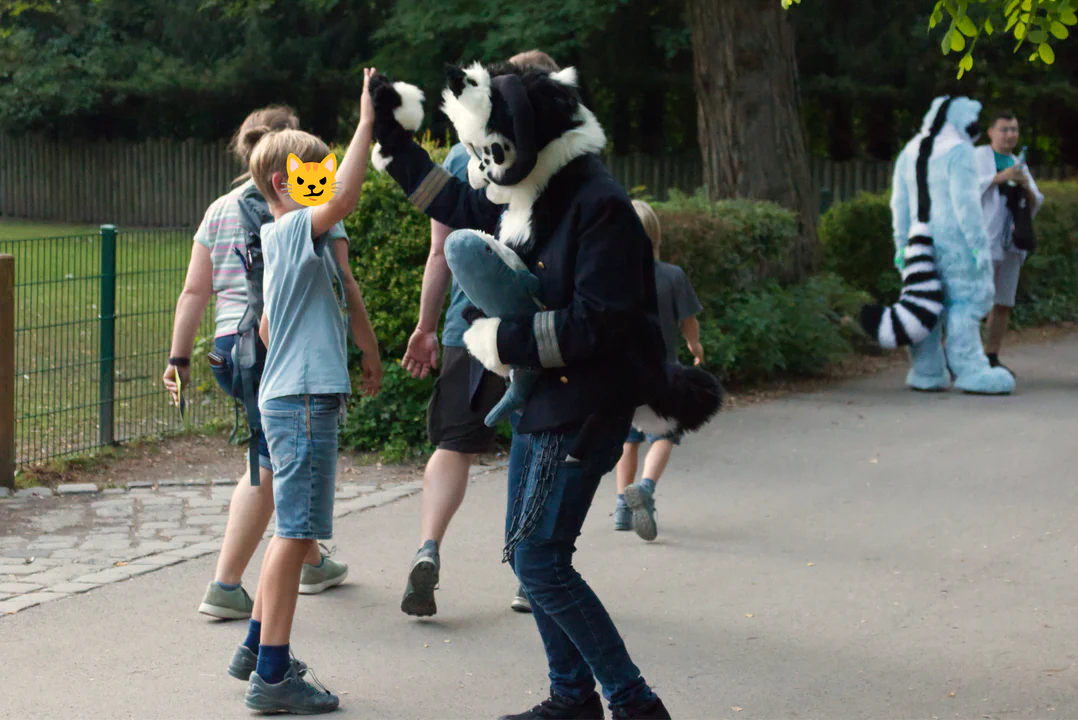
[1,219,233,466]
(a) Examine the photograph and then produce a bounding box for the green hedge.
[819,182,1078,326]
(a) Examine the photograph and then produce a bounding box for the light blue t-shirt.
[441,143,475,348]
[258,207,351,408]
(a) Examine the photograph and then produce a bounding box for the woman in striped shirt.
[163,106,358,620]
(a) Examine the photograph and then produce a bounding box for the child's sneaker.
[245,664,339,715]
[299,545,349,595]
[228,645,307,682]
[613,503,631,531]
[622,483,658,542]
[198,581,253,620]
[401,540,440,617]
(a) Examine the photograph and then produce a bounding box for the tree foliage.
[784,0,1078,75]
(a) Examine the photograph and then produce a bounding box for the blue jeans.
[507,414,656,709]
[260,394,341,540]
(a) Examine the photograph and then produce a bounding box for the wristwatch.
[168,357,190,367]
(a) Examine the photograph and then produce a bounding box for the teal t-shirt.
[258,207,351,408]
[440,143,475,348]
[994,151,1015,172]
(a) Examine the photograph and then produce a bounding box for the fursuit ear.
[550,67,578,87]
[445,64,467,97]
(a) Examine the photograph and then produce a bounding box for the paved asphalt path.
[2,334,1076,720]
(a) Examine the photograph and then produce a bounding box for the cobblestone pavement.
[0,466,499,615]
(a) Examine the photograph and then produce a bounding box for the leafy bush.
[653,189,799,313]
[697,273,869,384]
[334,138,448,459]
[818,191,902,302]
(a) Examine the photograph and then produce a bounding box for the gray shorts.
[993,253,1023,308]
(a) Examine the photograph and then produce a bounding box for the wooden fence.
[1,134,1075,226]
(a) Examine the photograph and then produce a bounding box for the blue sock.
[216,581,241,591]
[243,619,261,656]
[616,493,627,508]
[640,478,656,496]
[255,643,291,685]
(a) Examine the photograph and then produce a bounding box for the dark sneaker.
[622,483,657,542]
[198,581,253,620]
[613,504,631,531]
[498,690,604,720]
[401,540,440,617]
[244,664,339,715]
[227,645,308,682]
[511,583,532,613]
[299,545,348,595]
[987,353,1016,378]
[612,696,671,719]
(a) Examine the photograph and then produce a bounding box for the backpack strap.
[232,184,274,486]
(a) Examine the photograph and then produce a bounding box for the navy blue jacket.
[385,141,665,436]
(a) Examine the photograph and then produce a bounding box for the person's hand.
[973,247,992,274]
[360,352,383,397]
[689,342,705,367]
[996,165,1024,185]
[162,363,190,408]
[360,67,376,128]
[403,328,439,379]
[1014,166,1030,189]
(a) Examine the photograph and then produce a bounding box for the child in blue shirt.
[227,68,382,715]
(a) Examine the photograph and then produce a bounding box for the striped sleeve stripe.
[408,165,452,212]
[533,311,566,369]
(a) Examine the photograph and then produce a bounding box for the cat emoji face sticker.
[285,153,339,206]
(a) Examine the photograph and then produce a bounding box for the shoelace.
[290,649,329,695]
[318,543,337,560]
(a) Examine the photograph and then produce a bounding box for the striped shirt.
[194,180,258,337]
[193,179,350,337]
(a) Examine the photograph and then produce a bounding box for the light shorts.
[626,426,683,446]
[260,394,341,540]
[993,253,1023,308]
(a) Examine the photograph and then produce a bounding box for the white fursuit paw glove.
[463,318,510,378]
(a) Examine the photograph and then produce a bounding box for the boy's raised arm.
[311,68,377,239]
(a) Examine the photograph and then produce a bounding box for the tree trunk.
[688,0,817,275]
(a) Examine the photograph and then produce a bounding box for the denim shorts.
[210,334,271,470]
[626,426,683,446]
[260,394,341,540]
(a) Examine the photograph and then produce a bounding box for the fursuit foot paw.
[906,368,951,393]
[953,367,1016,395]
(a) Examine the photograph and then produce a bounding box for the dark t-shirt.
[654,261,702,364]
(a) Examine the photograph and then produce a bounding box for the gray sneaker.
[622,483,658,542]
[198,581,253,620]
[511,583,532,613]
[401,540,439,617]
[228,645,308,682]
[245,663,339,715]
[613,503,631,531]
[299,545,348,595]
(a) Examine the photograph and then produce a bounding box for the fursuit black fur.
[651,365,724,434]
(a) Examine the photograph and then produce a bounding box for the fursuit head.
[368,63,722,437]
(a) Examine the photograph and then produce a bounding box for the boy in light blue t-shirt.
[226,68,382,715]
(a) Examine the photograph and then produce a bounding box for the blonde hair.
[249,128,331,205]
[632,199,661,257]
[230,105,301,184]
[508,49,560,73]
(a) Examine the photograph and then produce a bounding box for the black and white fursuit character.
[367,62,722,449]
[859,101,949,349]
